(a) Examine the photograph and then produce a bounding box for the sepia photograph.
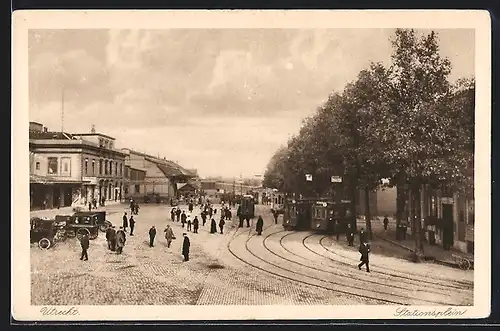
[12,10,490,321]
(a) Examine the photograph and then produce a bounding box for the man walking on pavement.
[105,226,114,250]
[383,215,389,232]
[80,233,90,261]
[149,226,156,247]
[122,212,129,233]
[346,223,354,246]
[187,216,192,232]
[210,218,217,234]
[116,227,126,254]
[358,241,371,273]
[256,215,264,235]
[193,216,199,234]
[164,224,175,248]
[182,233,190,262]
[129,215,135,236]
[181,211,187,228]
[219,216,225,234]
[273,210,279,224]
[176,208,181,222]
[201,211,207,226]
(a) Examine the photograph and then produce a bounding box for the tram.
[283,197,356,233]
[239,194,256,219]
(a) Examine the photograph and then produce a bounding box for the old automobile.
[30,217,67,249]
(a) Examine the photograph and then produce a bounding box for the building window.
[35,162,40,170]
[105,160,108,175]
[135,184,140,194]
[92,159,95,175]
[84,159,88,175]
[47,157,58,174]
[120,164,123,176]
[115,161,118,176]
[99,159,103,175]
[61,157,71,176]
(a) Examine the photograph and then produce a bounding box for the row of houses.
[29,122,197,210]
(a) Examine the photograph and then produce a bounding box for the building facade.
[29,123,127,210]
[122,149,194,202]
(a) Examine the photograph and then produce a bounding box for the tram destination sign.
[330,176,342,183]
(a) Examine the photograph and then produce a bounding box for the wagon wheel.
[38,238,51,250]
[459,259,471,270]
[76,228,91,241]
[65,230,76,238]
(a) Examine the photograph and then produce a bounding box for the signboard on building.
[330,176,342,183]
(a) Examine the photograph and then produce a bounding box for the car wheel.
[38,238,51,249]
[76,228,91,241]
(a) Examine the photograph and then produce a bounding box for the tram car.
[283,198,315,230]
[310,199,356,234]
[239,194,256,219]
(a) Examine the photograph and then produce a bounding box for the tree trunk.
[364,187,372,240]
[412,184,424,262]
[396,184,403,240]
[350,176,358,232]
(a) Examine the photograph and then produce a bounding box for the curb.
[372,232,468,270]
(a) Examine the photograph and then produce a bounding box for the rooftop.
[72,132,116,140]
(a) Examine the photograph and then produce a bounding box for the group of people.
[129,199,140,215]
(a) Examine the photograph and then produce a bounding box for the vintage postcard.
[12,10,491,321]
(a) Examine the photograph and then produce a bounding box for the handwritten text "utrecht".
[394,307,467,318]
[40,306,79,316]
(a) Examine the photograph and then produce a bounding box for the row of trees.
[262,29,475,261]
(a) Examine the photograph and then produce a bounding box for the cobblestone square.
[30,204,473,306]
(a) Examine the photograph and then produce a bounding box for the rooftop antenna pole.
[61,88,65,132]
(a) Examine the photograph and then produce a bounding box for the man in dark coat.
[122,212,129,232]
[359,228,367,247]
[201,211,207,226]
[358,242,371,272]
[193,216,199,233]
[383,215,389,231]
[208,207,213,219]
[346,223,354,246]
[105,226,114,250]
[210,218,217,234]
[109,226,117,251]
[176,208,181,222]
[256,216,264,235]
[181,211,187,227]
[80,233,90,261]
[273,210,279,224]
[237,206,244,227]
[149,226,156,247]
[88,201,92,211]
[219,217,225,234]
[116,227,126,254]
[188,202,194,213]
[129,215,135,236]
[182,233,190,261]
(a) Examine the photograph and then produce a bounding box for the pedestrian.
[383,215,389,231]
[164,224,175,248]
[105,226,114,250]
[134,203,140,215]
[88,201,92,211]
[181,211,187,227]
[208,207,213,219]
[149,225,156,247]
[188,202,194,213]
[346,223,354,246]
[210,218,217,234]
[193,216,199,234]
[182,233,190,262]
[116,227,126,254]
[109,226,117,251]
[129,215,136,236]
[219,217,225,234]
[335,218,340,240]
[170,208,176,222]
[80,233,89,261]
[273,210,279,224]
[187,216,192,232]
[122,212,129,232]
[358,241,371,272]
[359,228,367,246]
[256,215,264,235]
[201,211,207,226]
[176,208,181,222]
[227,208,232,221]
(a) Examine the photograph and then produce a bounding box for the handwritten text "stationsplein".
[394,307,467,318]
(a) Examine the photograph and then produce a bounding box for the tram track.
[262,230,458,306]
[316,235,473,289]
[227,223,421,305]
[275,231,465,296]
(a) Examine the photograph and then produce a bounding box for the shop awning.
[30,174,88,185]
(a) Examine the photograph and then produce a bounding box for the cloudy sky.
[28,29,474,178]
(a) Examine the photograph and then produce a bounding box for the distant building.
[122,149,194,202]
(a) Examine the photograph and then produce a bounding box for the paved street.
[31,204,473,306]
